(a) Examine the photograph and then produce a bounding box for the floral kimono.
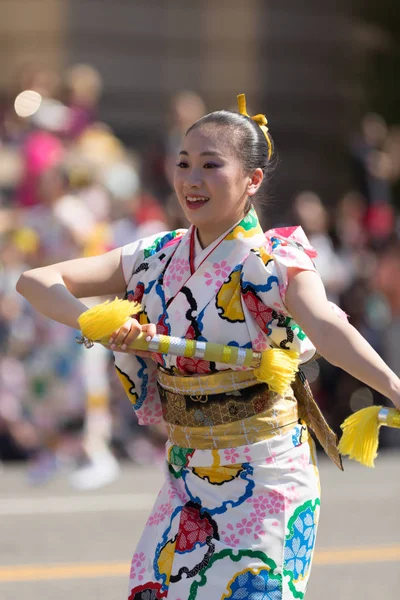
[115,207,345,600]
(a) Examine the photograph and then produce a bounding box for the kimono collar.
[162,206,265,334]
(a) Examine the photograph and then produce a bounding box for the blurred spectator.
[62,64,103,140]
[0,64,175,484]
[15,126,65,208]
[292,191,352,304]
[375,240,400,374]
[144,90,206,201]
[351,113,396,246]
[164,90,207,186]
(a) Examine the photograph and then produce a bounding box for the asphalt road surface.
[0,451,399,599]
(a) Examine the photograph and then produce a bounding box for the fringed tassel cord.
[338,406,400,467]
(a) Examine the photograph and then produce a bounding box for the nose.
[184,166,202,189]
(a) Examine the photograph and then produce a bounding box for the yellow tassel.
[254,349,299,395]
[338,406,382,468]
[78,298,142,341]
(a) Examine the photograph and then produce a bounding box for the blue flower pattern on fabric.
[284,500,319,587]
[270,236,282,251]
[227,568,281,600]
[134,357,149,410]
[292,426,301,447]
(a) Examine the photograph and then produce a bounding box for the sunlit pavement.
[0,451,399,599]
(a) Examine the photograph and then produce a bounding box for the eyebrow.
[179,150,223,157]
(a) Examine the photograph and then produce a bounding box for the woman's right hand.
[107,318,157,358]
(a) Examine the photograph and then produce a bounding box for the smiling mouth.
[185,196,210,209]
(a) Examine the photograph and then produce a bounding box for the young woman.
[17,95,400,599]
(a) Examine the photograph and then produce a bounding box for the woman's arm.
[285,268,400,410]
[16,248,127,329]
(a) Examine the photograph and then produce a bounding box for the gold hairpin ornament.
[237,93,273,160]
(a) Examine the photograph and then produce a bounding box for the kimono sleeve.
[265,227,349,321]
[116,229,187,425]
[265,226,320,313]
[120,230,172,285]
[241,226,347,363]
[114,351,163,426]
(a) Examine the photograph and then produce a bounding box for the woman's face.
[173,125,261,246]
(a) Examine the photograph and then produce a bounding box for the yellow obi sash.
[157,367,343,470]
[157,368,259,395]
[157,368,299,449]
[164,413,302,450]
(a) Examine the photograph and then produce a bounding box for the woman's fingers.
[141,323,157,342]
[109,318,142,349]
[123,320,148,347]
[107,320,157,353]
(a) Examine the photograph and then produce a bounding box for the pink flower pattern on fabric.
[285,485,300,507]
[265,451,277,465]
[140,403,161,424]
[203,271,223,292]
[168,257,190,283]
[275,247,298,261]
[213,260,231,279]
[220,523,240,547]
[251,332,270,353]
[136,382,163,425]
[288,453,309,472]
[131,552,145,568]
[130,552,146,580]
[203,260,231,293]
[168,486,188,505]
[265,490,286,514]
[146,502,173,527]
[236,517,253,536]
[223,448,240,464]
[247,491,287,516]
[253,522,264,540]
[242,446,252,462]
[225,514,270,543]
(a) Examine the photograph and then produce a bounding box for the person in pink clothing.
[16,129,64,208]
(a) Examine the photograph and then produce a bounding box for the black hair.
[186,109,275,204]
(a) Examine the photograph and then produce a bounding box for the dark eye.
[204,162,218,169]
[176,161,189,168]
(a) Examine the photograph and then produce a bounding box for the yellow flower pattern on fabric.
[115,367,139,406]
[192,465,244,485]
[258,246,273,266]
[139,310,150,326]
[216,269,245,323]
[157,539,176,585]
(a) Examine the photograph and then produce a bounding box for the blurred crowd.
[0,62,399,488]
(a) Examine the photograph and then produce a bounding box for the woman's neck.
[196,228,222,249]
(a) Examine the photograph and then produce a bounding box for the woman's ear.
[247,168,264,196]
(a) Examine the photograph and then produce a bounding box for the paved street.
[0,451,399,599]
